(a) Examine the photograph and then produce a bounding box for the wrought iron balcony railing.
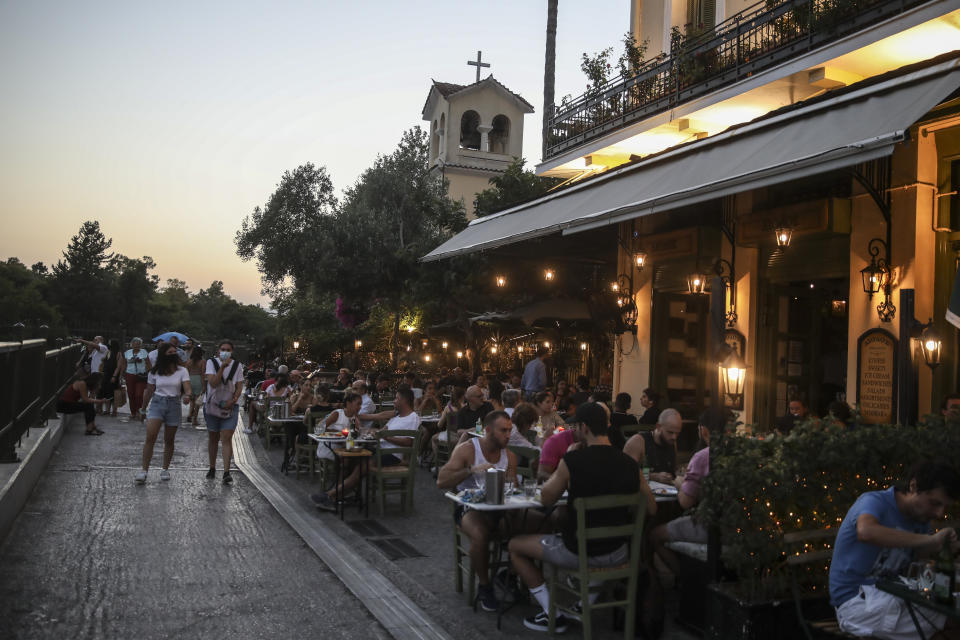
[543,0,930,160]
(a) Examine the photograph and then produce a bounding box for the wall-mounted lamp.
[490,346,498,354]
[516,345,523,353]
[543,341,550,348]
[354,339,361,349]
[456,351,463,359]
[424,354,431,362]
[495,275,506,288]
[442,341,448,350]
[633,251,647,269]
[580,342,588,351]
[719,349,748,403]
[861,237,895,322]
[544,268,555,281]
[913,319,942,370]
[292,340,300,350]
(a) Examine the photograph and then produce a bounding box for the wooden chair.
[784,529,854,639]
[370,429,420,515]
[436,424,459,468]
[508,444,540,482]
[546,492,647,640]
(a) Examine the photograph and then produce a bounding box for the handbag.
[114,387,128,408]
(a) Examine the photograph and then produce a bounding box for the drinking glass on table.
[523,477,537,498]
[504,480,515,497]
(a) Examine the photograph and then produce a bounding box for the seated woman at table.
[415,381,442,416]
[265,373,292,400]
[289,382,317,415]
[430,387,466,469]
[313,388,419,512]
[533,391,564,440]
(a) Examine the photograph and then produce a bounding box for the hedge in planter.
[697,416,960,599]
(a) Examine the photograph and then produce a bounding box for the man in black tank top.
[508,402,644,633]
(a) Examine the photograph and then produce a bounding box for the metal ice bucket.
[485,468,505,505]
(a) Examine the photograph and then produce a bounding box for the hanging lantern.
[292,341,300,350]
[610,281,619,292]
[442,341,448,350]
[580,342,588,351]
[424,354,431,362]
[354,339,361,349]
[490,346,498,354]
[516,345,523,353]
[719,350,747,402]
[544,268,555,281]
[774,224,793,248]
[633,251,647,269]
[860,260,886,298]
[687,272,708,294]
[495,275,506,288]
[920,324,942,370]
[456,351,463,359]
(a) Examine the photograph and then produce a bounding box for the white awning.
[423,55,960,262]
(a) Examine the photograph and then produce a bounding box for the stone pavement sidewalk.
[0,411,387,640]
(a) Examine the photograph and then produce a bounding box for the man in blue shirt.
[521,348,548,400]
[830,460,959,639]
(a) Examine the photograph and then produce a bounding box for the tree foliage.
[4,221,278,351]
[474,158,561,217]
[235,163,338,295]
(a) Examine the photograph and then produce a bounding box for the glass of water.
[523,477,537,498]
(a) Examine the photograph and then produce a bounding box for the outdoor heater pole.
[707,277,725,582]
[897,288,917,425]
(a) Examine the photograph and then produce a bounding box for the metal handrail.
[0,341,83,463]
[544,0,925,159]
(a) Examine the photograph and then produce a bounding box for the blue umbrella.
[153,331,190,344]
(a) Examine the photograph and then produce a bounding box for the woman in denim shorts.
[135,342,192,484]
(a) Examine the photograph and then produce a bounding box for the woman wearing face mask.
[203,341,245,484]
[136,342,192,484]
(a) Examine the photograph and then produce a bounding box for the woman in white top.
[136,342,191,484]
[265,373,292,398]
[314,391,363,462]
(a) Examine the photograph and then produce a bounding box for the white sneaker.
[159,469,171,481]
[134,470,147,484]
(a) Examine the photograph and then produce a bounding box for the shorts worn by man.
[508,402,640,633]
[829,460,960,640]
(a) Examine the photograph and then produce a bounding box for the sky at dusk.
[0,1,624,306]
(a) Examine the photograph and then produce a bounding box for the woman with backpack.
[204,340,245,485]
[136,342,192,484]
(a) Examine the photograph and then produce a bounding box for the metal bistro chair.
[293,410,325,479]
[370,428,420,516]
[263,399,287,450]
[547,492,647,640]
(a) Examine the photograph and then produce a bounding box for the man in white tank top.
[437,411,518,613]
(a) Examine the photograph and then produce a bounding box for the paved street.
[1,407,698,640]
[0,413,385,640]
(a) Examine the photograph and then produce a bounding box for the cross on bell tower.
[466,50,490,83]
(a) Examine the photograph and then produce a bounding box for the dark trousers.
[57,400,95,425]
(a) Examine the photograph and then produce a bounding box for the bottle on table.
[933,536,955,604]
[475,418,482,435]
[535,416,544,440]
[345,429,355,451]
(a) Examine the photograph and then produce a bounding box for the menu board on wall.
[856,328,897,424]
